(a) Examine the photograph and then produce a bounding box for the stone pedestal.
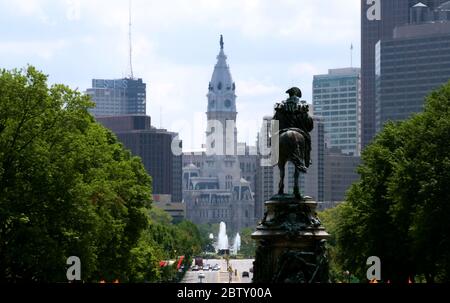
[252,195,330,283]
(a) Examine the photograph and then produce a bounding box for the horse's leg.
[294,168,301,199]
[278,162,285,195]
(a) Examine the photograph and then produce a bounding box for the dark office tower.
[376,2,450,131]
[96,115,183,203]
[86,78,146,117]
[360,0,446,148]
[361,0,409,148]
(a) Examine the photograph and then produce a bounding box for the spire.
[128,0,134,79]
[207,35,236,113]
[210,35,233,90]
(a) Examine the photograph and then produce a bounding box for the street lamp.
[198,273,205,283]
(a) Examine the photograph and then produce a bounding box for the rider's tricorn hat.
[286,87,302,98]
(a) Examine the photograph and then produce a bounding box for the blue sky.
[0,0,361,149]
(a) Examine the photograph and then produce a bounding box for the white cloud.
[0,40,68,60]
[237,79,282,97]
[288,62,323,78]
[66,0,81,21]
[72,0,359,43]
[7,0,50,23]
[1,0,361,148]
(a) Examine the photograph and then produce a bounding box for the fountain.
[217,222,229,255]
[231,233,241,255]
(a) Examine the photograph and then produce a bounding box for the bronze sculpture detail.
[273,87,314,198]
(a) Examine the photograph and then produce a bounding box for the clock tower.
[206,35,238,156]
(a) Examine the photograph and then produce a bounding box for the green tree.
[174,220,202,258]
[0,67,153,282]
[332,81,450,283]
[239,227,256,258]
[197,223,219,252]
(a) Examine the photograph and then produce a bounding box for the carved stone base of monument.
[251,195,330,283]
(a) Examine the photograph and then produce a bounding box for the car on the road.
[191,265,199,271]
[212,264,220,271]
[242,271,250,278]
[203,264,211,271]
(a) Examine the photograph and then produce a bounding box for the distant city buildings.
[313,68,361,156]
[96,115,183,203]
[324,147,361,204]
[182,37,256,233]
[153,194,186,223]
[360,0,448,148]
[86,75,183,208]
[376,2,450,131]
[86,78,146,116]
[255,116,274,220]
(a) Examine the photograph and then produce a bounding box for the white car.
[212,264,220,271]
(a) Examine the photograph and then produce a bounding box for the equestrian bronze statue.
[273,87,314,199]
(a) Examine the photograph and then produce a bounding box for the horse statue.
[273,87,314,199]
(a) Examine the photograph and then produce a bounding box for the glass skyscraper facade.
[360,0,447,148]
[96,115,183,203]
[313,68,361,156]
[86,78,146,117]
[376,3,450,131]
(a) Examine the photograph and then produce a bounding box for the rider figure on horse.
[273,87,313,172]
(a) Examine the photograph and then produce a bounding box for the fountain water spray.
[232,233,241,255]
[217,222,229,254]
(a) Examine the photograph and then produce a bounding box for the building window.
[226,175,233,189]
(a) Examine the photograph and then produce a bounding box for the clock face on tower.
[224,99,231,108]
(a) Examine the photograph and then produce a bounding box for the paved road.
[181,259,254,284]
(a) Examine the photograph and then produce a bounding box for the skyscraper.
[313,68,361,156]
[96,115,183,202]
[86,78,146,117]
[361,0,410,148]
[376,2,450,131]
[324,147,361,205]
[360,0,447,148]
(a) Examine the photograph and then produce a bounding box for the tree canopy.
[0,67,201,282]
[326,81,450,283]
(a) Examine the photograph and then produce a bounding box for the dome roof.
[207,35,237,113]
[412,2,428,8]
[209,35,234,93]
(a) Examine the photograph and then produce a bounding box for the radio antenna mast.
[350,43,354,68]
[128,0,134,79]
